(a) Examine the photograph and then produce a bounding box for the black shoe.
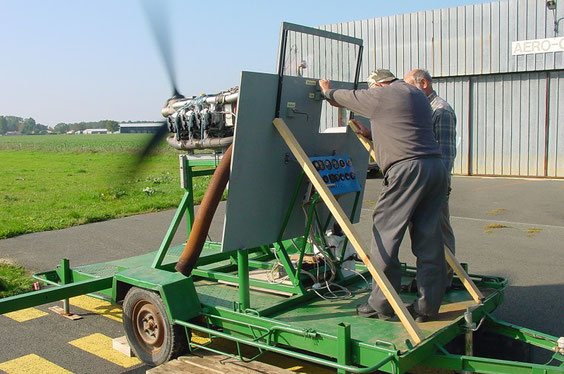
[445,283,464,292]
[406,304,435,323]
[356,302,396,320]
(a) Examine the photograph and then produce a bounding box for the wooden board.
[147,354,291,374]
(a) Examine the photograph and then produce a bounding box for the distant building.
[83,128,108,134]
[119,123,162,134]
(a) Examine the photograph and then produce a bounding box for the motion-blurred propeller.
[134,0,183,167]
[139,0,183,99]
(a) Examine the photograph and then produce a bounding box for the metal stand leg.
[60,258,71,315]
[238,250,250,311]
[337,323,351,374]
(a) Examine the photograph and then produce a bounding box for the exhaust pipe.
[166,135,234,151]
[175,144,233,276]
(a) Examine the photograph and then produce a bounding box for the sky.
[0,0,491,127]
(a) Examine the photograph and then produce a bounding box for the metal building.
[119,123,162,134]
[308,0,564,178]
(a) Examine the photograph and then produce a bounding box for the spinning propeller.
[135,0,183,166]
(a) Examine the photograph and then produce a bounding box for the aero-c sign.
[512,37,564,55]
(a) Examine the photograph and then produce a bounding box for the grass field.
[0,262,34,298]
[0,134,212,239]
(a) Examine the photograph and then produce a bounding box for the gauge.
[332,159,339,169]
[347,159,353,166]
[339,159,346,168]
[324,160,332,170]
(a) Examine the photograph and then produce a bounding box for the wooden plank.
[148,354,291,374]
[347,120,377,163]
[347,118,484,303]
[47,306,82,320]
[444,246,484,302]
[273,118,425,344]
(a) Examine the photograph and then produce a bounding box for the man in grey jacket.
[319,70,447,321]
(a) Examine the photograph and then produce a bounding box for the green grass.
[0,133,171,153]
[0,134,212,239]
[0,263,35,298]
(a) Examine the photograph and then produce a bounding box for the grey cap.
[367,69,396,86]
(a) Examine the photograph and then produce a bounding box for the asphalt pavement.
[0,175,563,373]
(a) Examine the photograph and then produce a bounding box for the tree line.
[0,116,48,135]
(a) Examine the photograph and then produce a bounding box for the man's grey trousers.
[367,157,448,317]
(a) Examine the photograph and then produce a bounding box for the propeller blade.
[139,0,184,99]
[135,121,169,166]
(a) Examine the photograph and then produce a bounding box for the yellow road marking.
[70,295,122,322]
[3,307,48,322]
[68,333,140,368]
[0,354,72,374]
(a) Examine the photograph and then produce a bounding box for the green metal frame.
[1,153,562,374]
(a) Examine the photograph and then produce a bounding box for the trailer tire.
[123,287,187,366]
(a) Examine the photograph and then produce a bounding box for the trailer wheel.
[123,287,187,366]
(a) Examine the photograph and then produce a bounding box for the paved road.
[1,175,563,373]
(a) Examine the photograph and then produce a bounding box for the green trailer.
[1,22,563,374]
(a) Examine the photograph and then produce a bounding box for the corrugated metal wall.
[311,0,564,177]
[548,71,564,177]
[319,0,564,78]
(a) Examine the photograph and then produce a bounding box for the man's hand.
[351,119,371,138]
[318,79,331,94]
[319,78,343,108]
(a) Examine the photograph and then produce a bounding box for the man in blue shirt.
[405,69,457,289]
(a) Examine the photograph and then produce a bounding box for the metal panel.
[473,4,483,75]
[434,73,550,177]
[222,72,368,252]
[548,71,564,177]
[396,14,405,77]
[462,73,547,177]
[433,77,470,175]
[490,1,500,74]
[433,9,442,76]
[448,7,458,75]
[499,1,509,72]
[507,0,519,72]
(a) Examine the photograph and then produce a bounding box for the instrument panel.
[310,155,361,195]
